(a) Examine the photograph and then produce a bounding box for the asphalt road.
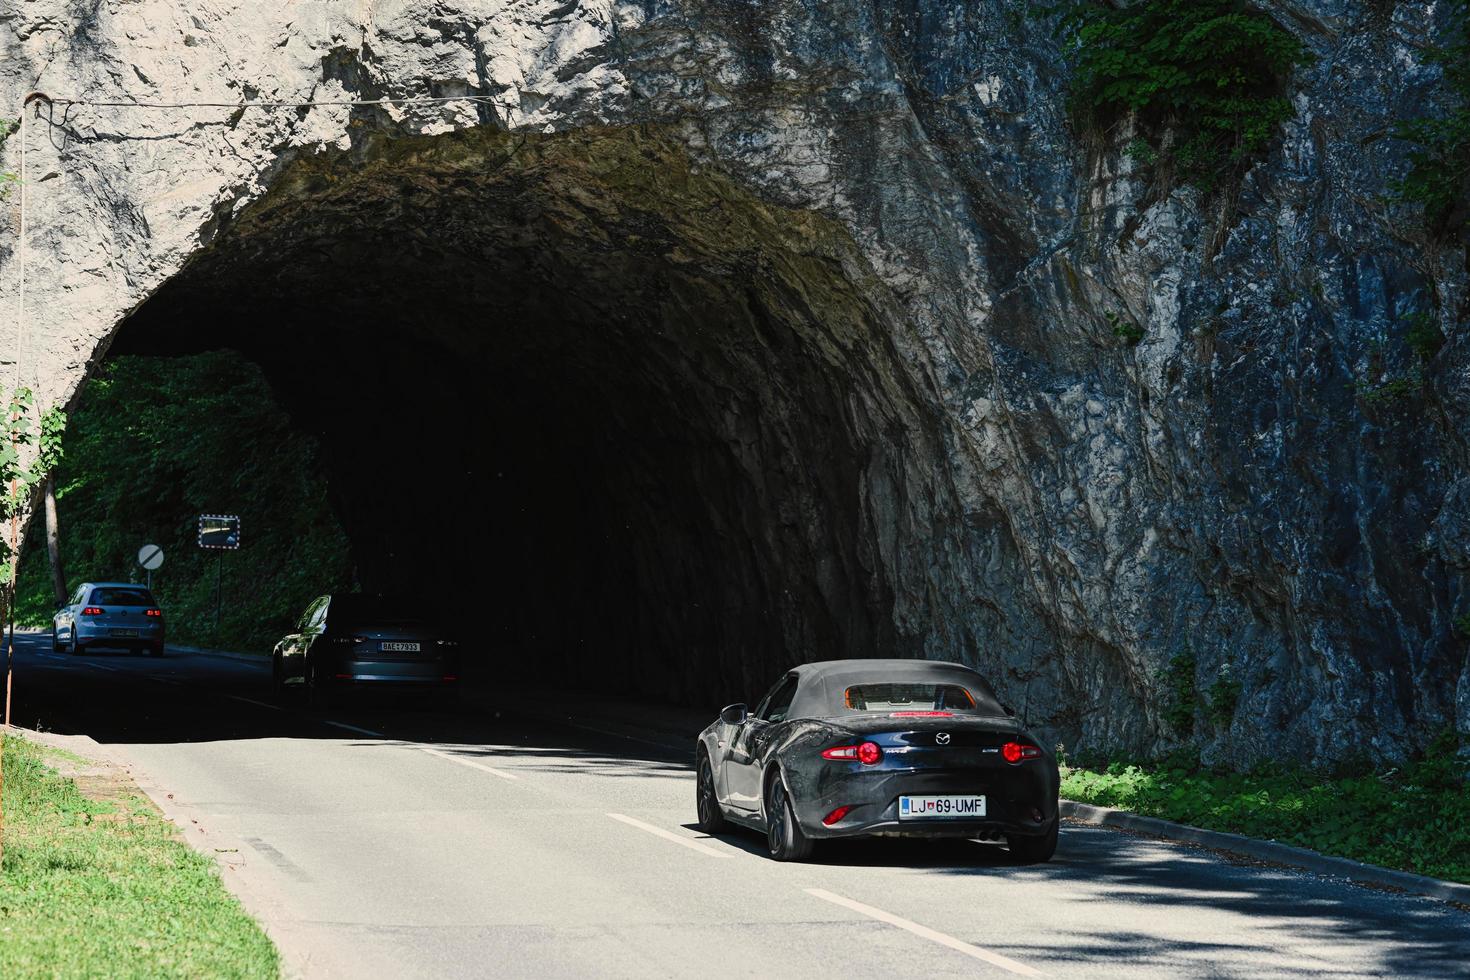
[7,632,1469,978]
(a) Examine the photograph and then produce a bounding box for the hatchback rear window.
[843,683,980,713]
[89,587,155,607]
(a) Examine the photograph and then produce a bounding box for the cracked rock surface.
[2,1,1467,765]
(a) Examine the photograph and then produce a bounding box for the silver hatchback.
[53,581,166,656]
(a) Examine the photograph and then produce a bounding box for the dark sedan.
[272,594,460,701]
[695,659,1059,862]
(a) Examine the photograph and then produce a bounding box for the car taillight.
[81,607,103,616]
[145,609,162,618]
[890,711,953,717]
[821,741,883,765]
[1002,741,1041,763]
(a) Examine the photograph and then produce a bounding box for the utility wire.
[46,94,504,109]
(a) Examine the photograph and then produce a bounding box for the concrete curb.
[1060,799,1470,906]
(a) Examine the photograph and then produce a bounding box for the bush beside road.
[0,733,279,978]
[1061,735,1470,885]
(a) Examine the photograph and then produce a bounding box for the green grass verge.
[1061,736,1470,884]
[0,735,279,978]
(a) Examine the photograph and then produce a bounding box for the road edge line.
[804,888,1043,976]
[420,746,518,780]
[605,813,732,859]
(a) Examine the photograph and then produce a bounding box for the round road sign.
[138,544,165,571]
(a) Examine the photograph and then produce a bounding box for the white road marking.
[605,813,733,859]
[804,888,1044,977]
[421,746,518,780]
[322,720,388,738]
[90,663,120,672]
[228,695,283,711]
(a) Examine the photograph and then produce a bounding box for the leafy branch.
[1,387,66,602]
[1052,0,1311,192]
[1393,0,1470,233]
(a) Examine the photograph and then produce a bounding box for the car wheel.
[1007,818,1059,864]
[695,753,727,835]
[51,630,62,653]
[766,777,814,862]
[68,636,83,656]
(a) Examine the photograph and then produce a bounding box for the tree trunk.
[44,476,66,605]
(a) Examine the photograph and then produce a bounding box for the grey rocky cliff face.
[2,1,1466,766]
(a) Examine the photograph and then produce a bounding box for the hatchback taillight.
[145,608,162,618]
[81,607,103,616]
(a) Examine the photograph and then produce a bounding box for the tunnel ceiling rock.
[3,1,1468,765]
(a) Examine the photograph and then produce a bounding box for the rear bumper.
[791,766,1058,840]
[73,624,164,647]
[326,660,457,685]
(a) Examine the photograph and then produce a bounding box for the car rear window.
[328,595,426,625]
[843,683,984,713]
[89,587,155,607]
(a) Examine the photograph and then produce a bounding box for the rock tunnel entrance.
[109,126,949,704]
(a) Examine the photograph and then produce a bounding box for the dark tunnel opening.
[107,126,948,705]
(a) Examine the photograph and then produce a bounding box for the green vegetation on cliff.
[1055,0,1310,190]
[1063,735,1470,884]
[1394,0,1470,233]
[16,351,352,652]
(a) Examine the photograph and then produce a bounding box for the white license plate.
[380,642,420,652]
[110,629,139,638]
[898,795,986,820]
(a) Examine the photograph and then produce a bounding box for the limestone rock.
[2,1,1466,766]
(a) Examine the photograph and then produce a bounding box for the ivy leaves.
[1053,0,1310,191]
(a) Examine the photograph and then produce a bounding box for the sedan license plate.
[110,629,139,638]
[898,795,986,820]
[380,641,420,652]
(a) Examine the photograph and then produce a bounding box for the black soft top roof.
[786,659,1006,718]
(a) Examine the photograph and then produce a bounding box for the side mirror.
[720,703,749,725]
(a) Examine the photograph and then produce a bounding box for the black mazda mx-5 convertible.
[695,659,1059,862]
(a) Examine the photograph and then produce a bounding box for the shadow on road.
[8,632,1468,976]
[6,632,696,779]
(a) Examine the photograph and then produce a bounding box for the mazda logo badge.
[936,733,951,745]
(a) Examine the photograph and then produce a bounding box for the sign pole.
[196,515,239,641]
